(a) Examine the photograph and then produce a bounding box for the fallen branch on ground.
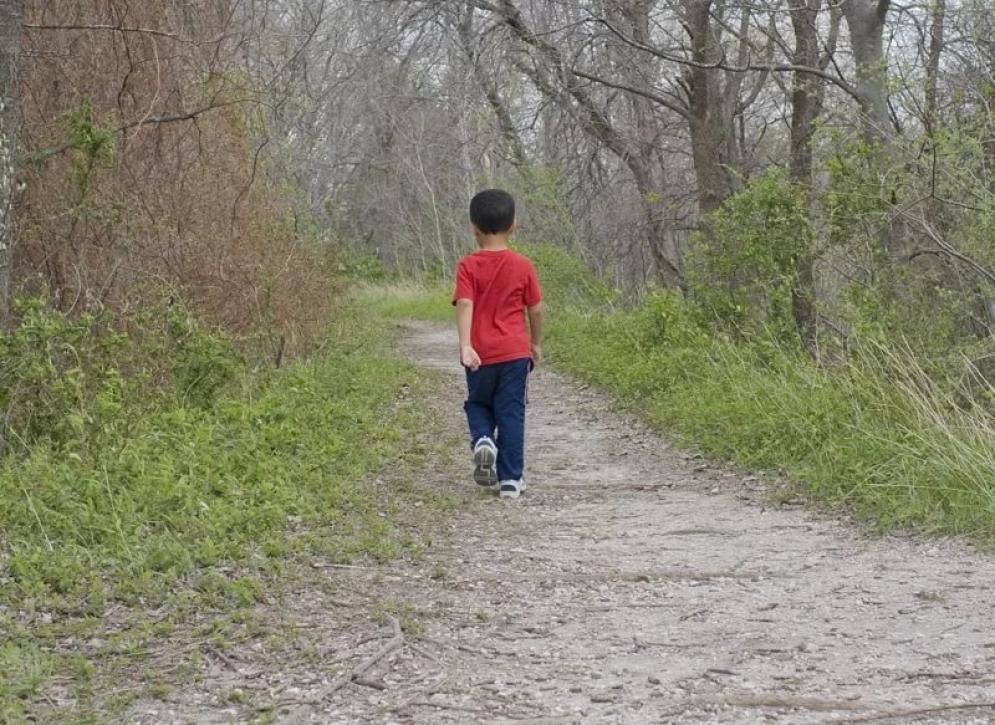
[288,615,404,705]
[839,702,995,722]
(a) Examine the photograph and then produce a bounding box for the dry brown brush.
[14,0,334,358]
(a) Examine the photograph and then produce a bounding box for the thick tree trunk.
[685,0,735,216]
[618,0,684,286]
[0,0,22,325]
[842,0,892,145]
[788,0,825,356]
[627,154,684,288]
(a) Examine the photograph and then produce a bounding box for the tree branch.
[29,100,249,162]
[570,66,690,120]
[22,23,213,44]
[587,15,863,105]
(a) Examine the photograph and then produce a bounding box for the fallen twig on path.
[352,675,387,690]
[838,702,995,722]
[310,562,381,571]
[723,694,865,711]
[414,634,491,657]
[288,615,404,705]
[402,700,489,714]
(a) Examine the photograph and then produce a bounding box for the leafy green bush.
[0,298,129,454]
[688,167,812,340]
[0,298,243,457]
[154,302,245,407]
[339,252,390,282]
[517,243,619,310]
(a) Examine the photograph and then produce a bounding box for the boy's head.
[470,189,516,237]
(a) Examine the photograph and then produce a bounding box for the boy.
[453,189,544,499]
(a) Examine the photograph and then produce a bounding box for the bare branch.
[21,23,223,45]
[570,66,690,120]
[586,15,863,105]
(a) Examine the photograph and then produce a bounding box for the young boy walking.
[453,189,544,499]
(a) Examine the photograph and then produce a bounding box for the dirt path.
[132,321,995,723]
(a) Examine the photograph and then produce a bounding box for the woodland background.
[2,1,995,359]
[2,0,995,717]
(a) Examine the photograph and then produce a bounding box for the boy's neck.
[476,233,512,251]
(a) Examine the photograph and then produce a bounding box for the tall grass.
[545,274,995,540]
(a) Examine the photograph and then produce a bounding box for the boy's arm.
[455,298,481,371]
[527,301,544,366]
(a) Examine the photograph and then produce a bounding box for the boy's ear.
[510,222,518,236]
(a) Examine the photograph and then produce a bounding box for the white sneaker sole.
[473,446,498,486]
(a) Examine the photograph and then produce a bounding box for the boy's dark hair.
[470,189,516,234]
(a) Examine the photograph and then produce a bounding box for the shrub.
[0,298,128,454]
[687,167,812,341]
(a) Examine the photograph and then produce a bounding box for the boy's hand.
[460,345,482,371]
[531,344,544,366]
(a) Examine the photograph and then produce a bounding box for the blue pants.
[464,358,531,482]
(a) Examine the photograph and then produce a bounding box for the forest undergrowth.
[0,296,457,722]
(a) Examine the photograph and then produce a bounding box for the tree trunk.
[618,0,684,285]
[923,0,946,134]
[685,0,735,215]
[923,0,946,227]
[788,0,825,356]
[842,0,892,145]
[0,0,22,326]
[987,55,995,195]
[844,0,906,259]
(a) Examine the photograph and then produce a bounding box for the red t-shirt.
[453,249,543,366]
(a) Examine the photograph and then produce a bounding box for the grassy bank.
[549,297,995,539]
[0,298,453,721]
[375,249,995,543]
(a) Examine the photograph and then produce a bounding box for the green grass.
[356,281,455,322]
[375,247,995,542]
[549,305,995,539]
[0,298,455,721]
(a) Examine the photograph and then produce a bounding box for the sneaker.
[498,479,526,499]
[472,437,498,487]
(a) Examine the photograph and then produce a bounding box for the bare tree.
[455,6,527,169]
[473,0,685,287]
[682,0,738,214]
[787,0,842,354]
